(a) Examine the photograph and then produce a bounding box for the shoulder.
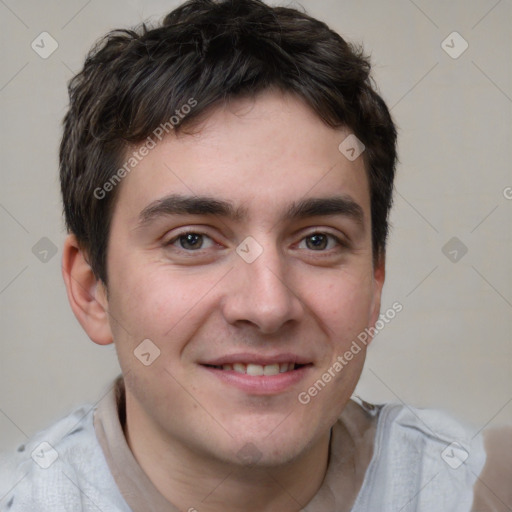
[341,398,483,461]
[349,401,487,512]
[0,403,128,512]
[376,402,487,472]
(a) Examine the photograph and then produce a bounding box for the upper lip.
[200,353,312,366]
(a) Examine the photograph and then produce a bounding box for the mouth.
[199,355,313,394]
[203,362,308,375]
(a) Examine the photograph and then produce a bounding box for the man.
[0,0,510,510]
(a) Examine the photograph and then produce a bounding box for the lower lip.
[202,365,312,395]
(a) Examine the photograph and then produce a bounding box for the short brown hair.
[60,0,397,284]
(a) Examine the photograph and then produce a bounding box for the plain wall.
[0,0,511,452]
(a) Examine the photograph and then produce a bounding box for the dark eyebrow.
[138,194,248,225]
[286,196,364,227]
[137,194,364,228]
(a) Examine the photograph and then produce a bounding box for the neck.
[124,397,336,512]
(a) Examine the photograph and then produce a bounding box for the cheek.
[109,263,221,343]
[310,268,376,333]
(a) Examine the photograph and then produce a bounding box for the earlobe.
[61,234,113,345]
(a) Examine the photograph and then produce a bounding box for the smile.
[205,362,303,375]
[200,357,313,394]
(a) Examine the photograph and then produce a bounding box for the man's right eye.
[165,231,217,251]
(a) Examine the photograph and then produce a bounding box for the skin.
[62,90,385,511]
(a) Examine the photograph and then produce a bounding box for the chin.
[224,442,307,468]
[208,406,331,465]
[222,427,317,468]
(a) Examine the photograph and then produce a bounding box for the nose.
[220,238,305,334]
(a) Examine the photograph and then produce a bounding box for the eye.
[166,231,216,251]
[297,232,345,252]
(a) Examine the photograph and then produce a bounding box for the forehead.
[114,91,370,225]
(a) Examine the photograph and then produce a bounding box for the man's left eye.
[166,232,215,251]
[298,232,343,251]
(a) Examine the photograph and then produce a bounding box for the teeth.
[223,363,298,375]
[246,364,264,376]
[263,364,280,376]
[233,363,246,373]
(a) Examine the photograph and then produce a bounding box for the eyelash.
[164,230,348,254]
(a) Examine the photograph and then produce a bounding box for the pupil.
[182,233,202,249]
[308,234,326,250]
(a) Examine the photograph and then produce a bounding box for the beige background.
[0,0,510,452]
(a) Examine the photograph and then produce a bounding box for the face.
[103,91,384,467]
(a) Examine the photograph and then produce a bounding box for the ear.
[368,252,386,339]
[61,234,113,345]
